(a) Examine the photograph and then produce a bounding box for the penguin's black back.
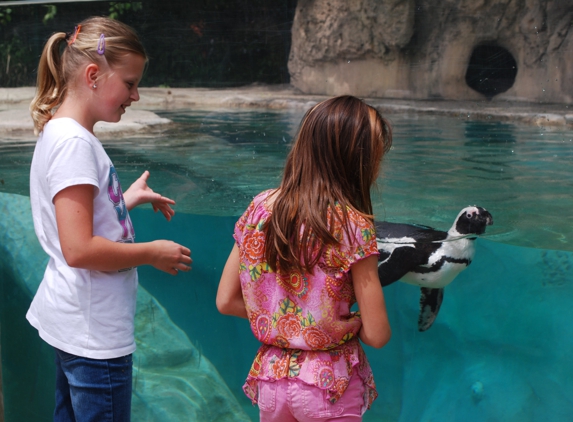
[375,221,448,244]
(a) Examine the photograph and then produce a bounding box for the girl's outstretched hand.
[151,240,192,275]
[124,170,176,220]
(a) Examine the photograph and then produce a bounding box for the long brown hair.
[264,95,392,274]
[30,16,147,135]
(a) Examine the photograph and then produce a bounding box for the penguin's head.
[453,206,493,236]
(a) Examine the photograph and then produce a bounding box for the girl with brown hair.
[217,95,393,421]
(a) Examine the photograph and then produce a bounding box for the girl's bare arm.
[55,184,191,275]
[352,255,391,348]
[216,243,248,318]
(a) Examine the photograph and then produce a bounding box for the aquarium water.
[1,110,572,421]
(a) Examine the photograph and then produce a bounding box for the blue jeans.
[54,348,133,422]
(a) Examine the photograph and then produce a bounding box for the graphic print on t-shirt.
[108,165,135,243]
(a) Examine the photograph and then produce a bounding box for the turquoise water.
[1,110,572,421]
[2,110,572,249]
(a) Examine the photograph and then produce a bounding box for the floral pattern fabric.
[234,190,379,407]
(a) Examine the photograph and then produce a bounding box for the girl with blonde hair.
[28,16,192,421]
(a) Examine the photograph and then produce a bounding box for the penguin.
[375,206,493,331]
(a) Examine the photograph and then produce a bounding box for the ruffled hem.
[242,340,377,408]
[243,369,377,409]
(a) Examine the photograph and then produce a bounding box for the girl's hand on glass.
[124,170,176,220]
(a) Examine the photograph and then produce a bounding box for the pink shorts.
[257,373,366,422]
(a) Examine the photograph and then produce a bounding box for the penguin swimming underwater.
[376,206,493,331]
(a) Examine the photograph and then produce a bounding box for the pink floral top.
[234,190,379,407]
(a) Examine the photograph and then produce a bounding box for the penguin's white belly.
[401,261,468,288]
[401,240,475,288]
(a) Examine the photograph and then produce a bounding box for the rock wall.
[288,0,573,103]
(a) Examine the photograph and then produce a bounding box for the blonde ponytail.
[30,32,67,135]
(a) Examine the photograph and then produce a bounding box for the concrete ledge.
[0,107,172,139]
[1,85,573,139]
[94,109,171,133]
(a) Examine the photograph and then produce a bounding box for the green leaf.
[248,264,262,281]
[288,350,301,376]
[279,297,299,315]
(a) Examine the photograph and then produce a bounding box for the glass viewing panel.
[1,1,572,421]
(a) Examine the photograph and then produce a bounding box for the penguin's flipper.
[378,246,429,287]
[418,287,444,331]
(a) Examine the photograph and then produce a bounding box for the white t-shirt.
[27,118,138,359]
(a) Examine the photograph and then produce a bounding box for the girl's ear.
[84,63,99,88]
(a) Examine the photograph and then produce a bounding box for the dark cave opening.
[465,44,517,99]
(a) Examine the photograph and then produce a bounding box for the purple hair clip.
[97,33,105,55]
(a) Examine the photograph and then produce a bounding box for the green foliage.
[42,5,57,25]
[109,2,142,20]
[0,7,11,26]
[0,37,33,86]
[0,0,296,88]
